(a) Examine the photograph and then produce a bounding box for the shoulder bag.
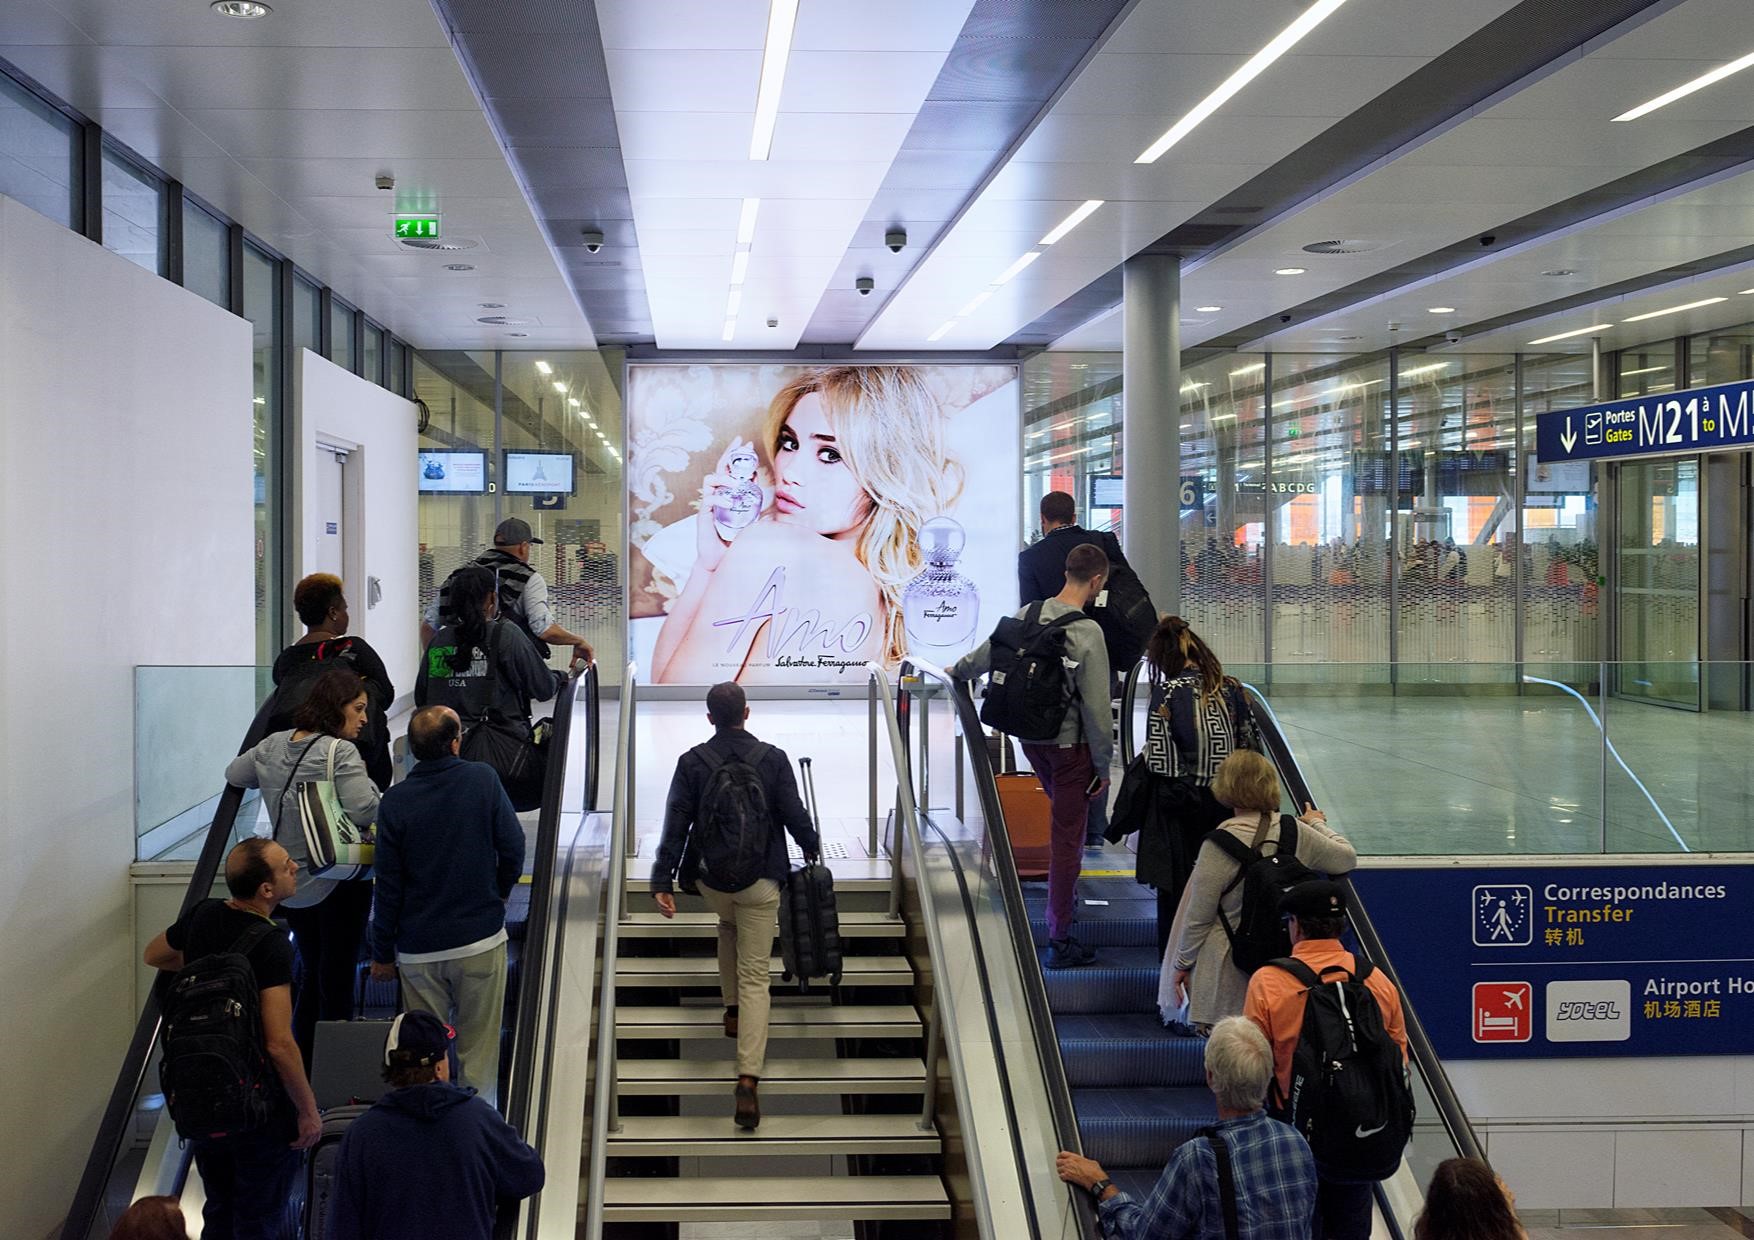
[284,735,374,881]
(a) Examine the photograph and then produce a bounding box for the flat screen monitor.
[418,450,487,494]
[1088,474,1125,509]
[503,451,576,495]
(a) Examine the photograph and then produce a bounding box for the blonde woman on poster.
[643,365,988,684]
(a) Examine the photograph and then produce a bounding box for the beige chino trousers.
[696,877,781,1078]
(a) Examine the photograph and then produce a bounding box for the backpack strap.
[744,742,774,769]
[1267,813,1299,858]
[1206,829,1253,951]
[224,918,278,959]
[1264,956,1323,989]
[276,733,325,828]
[693,742,726,773]
[1202,1126,1242,1240]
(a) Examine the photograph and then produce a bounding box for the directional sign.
[393,215,441,239]
[1534,377,1754,463]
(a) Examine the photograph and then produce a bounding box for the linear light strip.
[1039,200,1104,246]
[957,290,993,319]
[736,198,761,246]
[1613,48,1754,123]
[1136,0,1349,164]
[749,0,801,160]
[1527,323,1614,345]
[993,251,1041,286]
[1621,296,1726,323]
[730,250,750,286]
[927,321,956,342]
[722,318,738,342]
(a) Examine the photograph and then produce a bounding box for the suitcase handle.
[798,757,821,865]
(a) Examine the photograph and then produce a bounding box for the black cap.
[384,1010,454,1068]
[494,517,542,546]
[1282,879,1347,920]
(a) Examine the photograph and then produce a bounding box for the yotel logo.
[1544,979,1630,1043]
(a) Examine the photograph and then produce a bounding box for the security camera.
[1444,331,1463,345]
[1480,234,1496,246]
[374,173,395,191]
[766,316,779,328]
[855,276,875,296]
[884,228,907,254]
[581,229,605,253]
[1279,313,1292,324]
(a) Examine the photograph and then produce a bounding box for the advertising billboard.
[418,450,487,494]
[627,363,1021,685]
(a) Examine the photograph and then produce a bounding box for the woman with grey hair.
[1057,1016,1317,1237]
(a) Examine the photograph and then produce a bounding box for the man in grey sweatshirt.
[954,541,1113,968]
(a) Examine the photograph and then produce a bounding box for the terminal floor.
[1524,1207,1754,1238]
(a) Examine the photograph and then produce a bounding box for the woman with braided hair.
[1137,616,1261,964]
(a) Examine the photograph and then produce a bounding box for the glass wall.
[330,299,356,373]
[182,201,230,309]
[1521,354,1599,666]
[99,147,164,274]
[1181,353,1268,665]
[362,320,383,386]
[243,245,281,661]
[0,71,78,228]
[1021,352,1121,540]
[292,274,321,358]
[414,349,629,677]
[1615,457,1700,707]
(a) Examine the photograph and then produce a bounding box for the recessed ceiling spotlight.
[1427,306,1456,314]
[507,332,529,337]
[1275,267,1306,276]
[212,0,271,16]
[1541,269,1577,278]
[443,263,474,271]
[1195,305,1223,313]
[479,302,506,309]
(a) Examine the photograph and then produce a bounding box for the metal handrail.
[904,659,1101,1240]
[60,692,281,1240]
[496,665,592,1238]
[1240,684,1487,1167]
[582,663,636,1238]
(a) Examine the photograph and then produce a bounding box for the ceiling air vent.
[1302,239,1383,255]
[399,236,481,252]
[477,315,540,326]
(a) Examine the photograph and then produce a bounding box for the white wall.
[294,350,419,706]
[0,196,254,1238]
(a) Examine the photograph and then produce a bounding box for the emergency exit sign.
[394,215,441,239]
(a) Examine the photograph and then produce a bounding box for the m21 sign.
[1534,377,1754,463]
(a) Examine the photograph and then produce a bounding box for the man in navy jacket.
[369,706,525,1106]
[328,1011,543,1240]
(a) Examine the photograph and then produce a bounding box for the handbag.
[283,735,374,881]
[459,623,542,789]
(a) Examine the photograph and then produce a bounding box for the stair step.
[618,1057,925,1096]
[597,1175,950,1222]
[616,955,912,988]
[603,1114,940,1158]
[616,1004,921,1040]
[622,911,905,939]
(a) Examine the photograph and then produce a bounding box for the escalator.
[60,666,597,1240]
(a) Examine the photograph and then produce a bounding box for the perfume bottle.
[711,447,763,540]
[903,516,980,650]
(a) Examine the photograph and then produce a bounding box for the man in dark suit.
[1018,491,1133,847]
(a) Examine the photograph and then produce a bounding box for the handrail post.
[868,675,880,859]
[917,1000,943,1132]
[918,677,932,810]
[624,680,638,858]
[1119,657,1145,765]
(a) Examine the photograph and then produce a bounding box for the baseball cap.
[493,517,543,546]
[1281,879,1347,920]
[383,1010,455,1068]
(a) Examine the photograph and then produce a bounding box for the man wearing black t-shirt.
[145,839,321,1239]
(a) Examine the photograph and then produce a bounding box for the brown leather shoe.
[734,1079,760,1130]
[723,1006,738,1038]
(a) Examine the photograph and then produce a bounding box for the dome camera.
[885,228,907,254]
[1479,234,1496,246]
[855,276,875,296]
[581,229,605,253]
[1444,331,1463,345]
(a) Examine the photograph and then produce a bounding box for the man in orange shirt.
[1243,880,1409,1240]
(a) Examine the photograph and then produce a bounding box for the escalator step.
[1042,946,1162,1014]
[1074,1086,1216,1170]
[1059,1019,1205,1087]
[1028,916,1157,948]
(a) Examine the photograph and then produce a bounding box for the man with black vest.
[422,517,594,665]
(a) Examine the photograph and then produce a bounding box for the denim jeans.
[192,1121,302,1240]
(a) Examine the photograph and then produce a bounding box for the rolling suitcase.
[304,1102,370,1240]
[779,757,843,993]
[989,731,1051,880]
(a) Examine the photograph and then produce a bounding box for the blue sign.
[1534,377,1754,463]
[531,493,565,511]
[1349,864,1754,1059]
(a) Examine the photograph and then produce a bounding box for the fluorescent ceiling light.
[567,397,581,407]
[927,321,957,343]
[1620,365,1668,377]
[723,319,737,342]
[749,0,801,160]
[1400,362,1450,378]
[1621,296,1726,323]
[1739,288,1754,295]
[736,198,761,246]
[1275,267,1306,276]
[1427,306,1456,314]
[1135,0,1349,163]
[1230,362,1265,377]
[725,289,743,319]
[1612,48,1754,123]
[1196,305,1223,314]
[1039,200,1104,246]
[992,251,1041,286]
[730,250,750,286]
[552,381,567,394]
[534,360,552,375]
[957,290,993,319]
[1527,323,1614,345]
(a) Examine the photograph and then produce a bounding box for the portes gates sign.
[1534,377,1754,463]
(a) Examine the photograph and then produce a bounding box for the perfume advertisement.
[627,363,1021,685]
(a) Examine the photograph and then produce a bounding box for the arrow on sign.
[1560,418,1577,453]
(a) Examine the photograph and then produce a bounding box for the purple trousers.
[1021,742,1095,942]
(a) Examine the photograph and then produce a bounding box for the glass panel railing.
[134,665,273,861]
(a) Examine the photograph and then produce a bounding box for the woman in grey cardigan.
[227,665,381,1062]
[1163,749,1356,1031]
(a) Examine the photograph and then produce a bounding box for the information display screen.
[1088,474,1125,509]
[1351,449,1420,496]
[418,450,487,494]
[503,451,576,495]
[1438,449,1509,497]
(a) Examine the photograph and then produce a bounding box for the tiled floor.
[1523,1207,1754,1238]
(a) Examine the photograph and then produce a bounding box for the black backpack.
[1085,536,1157,673]
[1266,957,1415,1181]
[268,639,378,752]
[691,743,774,892]
[979,602,1084,742]
[1205,815,1318,974]
[159,919,279,1139]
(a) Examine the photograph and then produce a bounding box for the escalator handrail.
[498,663,592,1236]
[1240,684,1488,1167]
[61,692,283,1240]
[903,660,1102,1240]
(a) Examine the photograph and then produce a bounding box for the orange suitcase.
[989,733,1051,880]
